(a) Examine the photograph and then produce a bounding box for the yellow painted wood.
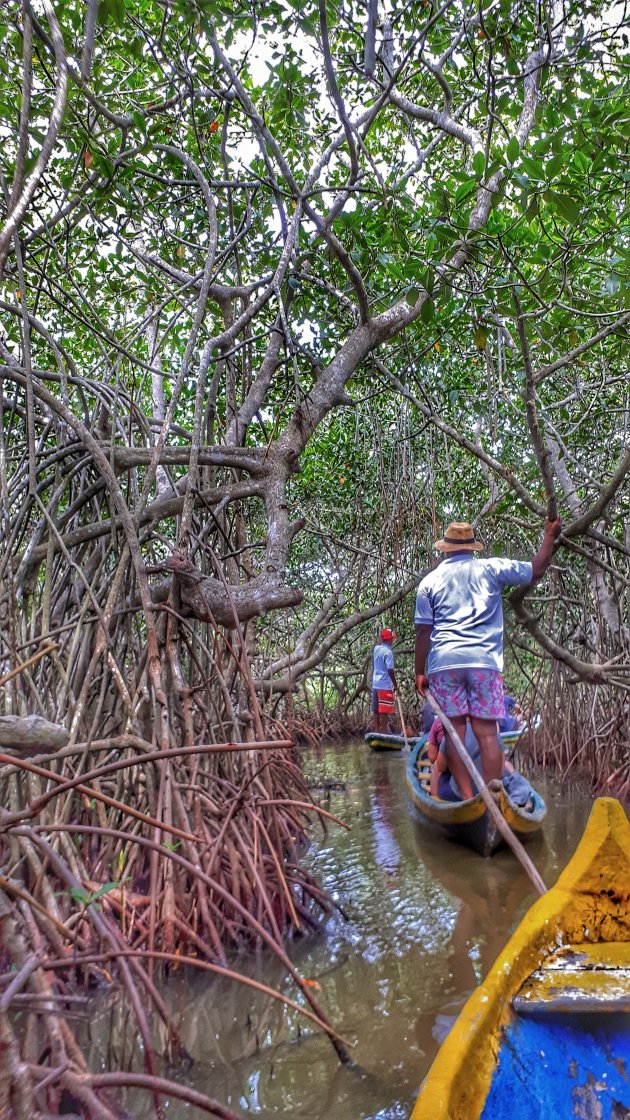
[408,780,488,824]
[499,788,542,836]
[410,797,630,1120]
[537,941,630,968]
[513,948,630,1014]
[364,733,405,751]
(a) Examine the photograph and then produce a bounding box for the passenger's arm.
[427,727,438,764]
[430,752,447,797]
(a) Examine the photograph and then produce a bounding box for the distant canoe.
[406,733,546,856]
[364,730,413,751]
[411,797,630,1120]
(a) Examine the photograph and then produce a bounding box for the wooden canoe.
[364,731,414,752]
[406,733,546,856]
[411,797,630,1120]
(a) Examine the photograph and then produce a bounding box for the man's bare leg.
[470,717,504,783]
[444,716,474,800]
[370,693,381,731]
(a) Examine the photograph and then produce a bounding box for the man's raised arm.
[530,517,562,583]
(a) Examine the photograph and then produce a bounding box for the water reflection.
[369,759,400,875]
[85,741,596,1120]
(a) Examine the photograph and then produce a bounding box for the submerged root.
[0,729,350,1117]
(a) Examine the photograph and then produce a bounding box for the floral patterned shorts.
[429,667,504,720]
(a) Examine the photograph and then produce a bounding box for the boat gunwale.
[410,797,630,1120]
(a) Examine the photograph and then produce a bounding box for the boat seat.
[513,942,630,1015]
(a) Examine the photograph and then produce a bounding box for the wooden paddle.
[394,692,411,752]
[423,688,547,897]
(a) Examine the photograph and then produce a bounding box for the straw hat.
[435,521,483,553]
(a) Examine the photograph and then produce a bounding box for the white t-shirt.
[372,642,394,689]
[414,554,532,673]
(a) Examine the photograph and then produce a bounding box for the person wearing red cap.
[371,627,400,732]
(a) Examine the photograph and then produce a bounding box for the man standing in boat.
[371,627,400,732]
[414,519,561,798]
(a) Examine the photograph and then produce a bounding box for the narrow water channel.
[88,739,596,1119]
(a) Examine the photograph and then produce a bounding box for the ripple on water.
[85,740,595,1120]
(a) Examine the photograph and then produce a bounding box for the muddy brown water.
[87,739,597,1119]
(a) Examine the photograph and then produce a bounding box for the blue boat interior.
[481,1011,630,1119]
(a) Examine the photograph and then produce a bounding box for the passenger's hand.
[416,674,429,695]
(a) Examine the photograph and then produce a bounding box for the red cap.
[381,628,397,641]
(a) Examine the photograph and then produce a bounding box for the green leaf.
[554,193,580,223]
[506,136,520,164]
[111,0,126,26]
[93,152,115,179]
[520,156,544,180]
[421,298,435,323]
[92,880,122,900]
[546,153,563,178]
[474,325,488,350]
[455,179,477,204]
[472,150,486,179]
[425,233,437,256]
[131,110,146,135]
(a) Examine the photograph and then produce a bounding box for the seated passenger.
[428,718,482,801]
[430,744,459,801]
[428,717,534,808]
[498,687,524,733]
[427,714,443,764]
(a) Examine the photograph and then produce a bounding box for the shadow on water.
[86,739,597,1119]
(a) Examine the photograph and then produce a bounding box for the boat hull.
[411,797,630,1120]
[364,731,412,751]
[406,734,546,856]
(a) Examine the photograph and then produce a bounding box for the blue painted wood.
[480,1012,630,1119]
